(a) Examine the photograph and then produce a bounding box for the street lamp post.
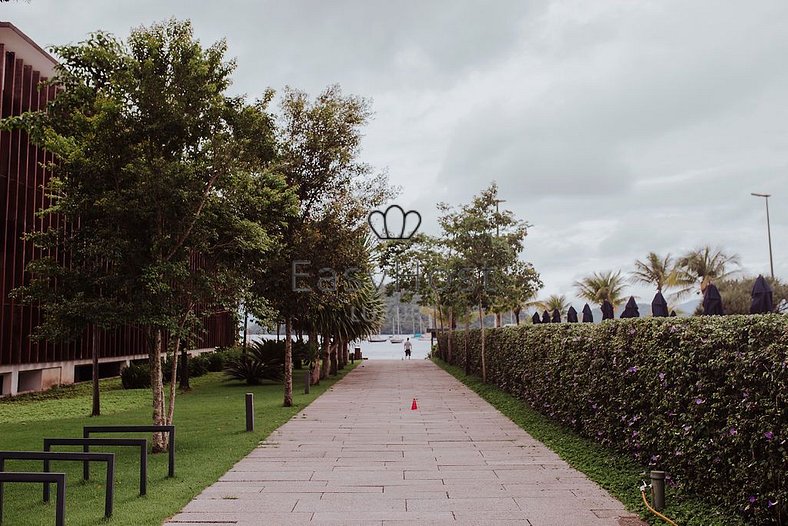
[751,193,774,279]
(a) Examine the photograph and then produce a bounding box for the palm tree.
[674,247,740,297]
[630,252,677,292]
[534,294,570,317]
[574,270,627,307]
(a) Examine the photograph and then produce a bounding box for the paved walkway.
[166,360,644,525]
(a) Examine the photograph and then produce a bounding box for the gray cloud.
[3,0,787,303]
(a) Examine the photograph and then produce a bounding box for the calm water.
[250,334,434,360]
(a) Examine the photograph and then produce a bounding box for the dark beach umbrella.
[532,312,540,324]
[542,311,551,323]
[702,284,724,315]
[601,300,614,320]
[750,275,774,314]
[669,310,677,317]
[620,296,640,318]
[567,306,579,323]
[551,308,561,323]
[651,291,669,317]
[582,304,594,323]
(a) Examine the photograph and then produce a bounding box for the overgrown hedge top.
[439,315,787,526]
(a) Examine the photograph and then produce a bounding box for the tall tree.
[574,270,627,307]
[439,183,530,383]
[4,20,295,450]
[254,85,393,406]
[630,252,676,292]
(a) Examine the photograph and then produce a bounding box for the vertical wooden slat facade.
[1,24,235,375]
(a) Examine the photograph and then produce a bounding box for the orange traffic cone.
[411,398,418,410]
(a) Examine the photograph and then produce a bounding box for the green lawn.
[433,358,745,526]
[0,366,357,525]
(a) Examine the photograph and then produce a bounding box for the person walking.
[404,337,412,359]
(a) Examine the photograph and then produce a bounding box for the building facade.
[0,23,235,396]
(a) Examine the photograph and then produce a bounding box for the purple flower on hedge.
[768,499,778,508]
[628,328,636,335]
[695,397,705,405]
[764,431,774,440]
[658,372,666,381]
[729,427,737,436]
[669,325,678,333]
[627,366,638,373]
[749,496,757,504]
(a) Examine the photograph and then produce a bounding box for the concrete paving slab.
[165,360,644,525]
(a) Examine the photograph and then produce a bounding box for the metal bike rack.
[0,450,114,518]
[83,425,175,478]
[44,437,147,496]
[0,472,65,526]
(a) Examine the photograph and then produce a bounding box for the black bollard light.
[245,393,254,432]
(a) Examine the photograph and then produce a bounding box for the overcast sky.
[4,0,787,306]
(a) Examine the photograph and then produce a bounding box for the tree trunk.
[464,319,470,376]
[337,339,346,369]
[165,337,181,428]
[309,329,320,385]
[446,307,453,363]
[495,313,502,327]
[437,305,445,359]
[329,341,338,376]
[242,309,249,351]
[179,345,190,391]
[478,304,487,383]
[284,317,293,407]
[91,325,100,417]
[514,307,521,325]
[150,329,168,452]
[320,336,331,379]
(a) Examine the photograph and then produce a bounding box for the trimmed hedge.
[439,315,787,525]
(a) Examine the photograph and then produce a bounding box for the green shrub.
[439,315,787,526]
[188,354,209,378]
[224,341,283,385]
[120,362,150,389]
[202,347,240,372]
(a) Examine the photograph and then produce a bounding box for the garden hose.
[639,482,679,526]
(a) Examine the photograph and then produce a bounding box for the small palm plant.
[534,294,570,317]
[224,340,284,385]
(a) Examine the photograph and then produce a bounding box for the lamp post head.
[751,192,771,198]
